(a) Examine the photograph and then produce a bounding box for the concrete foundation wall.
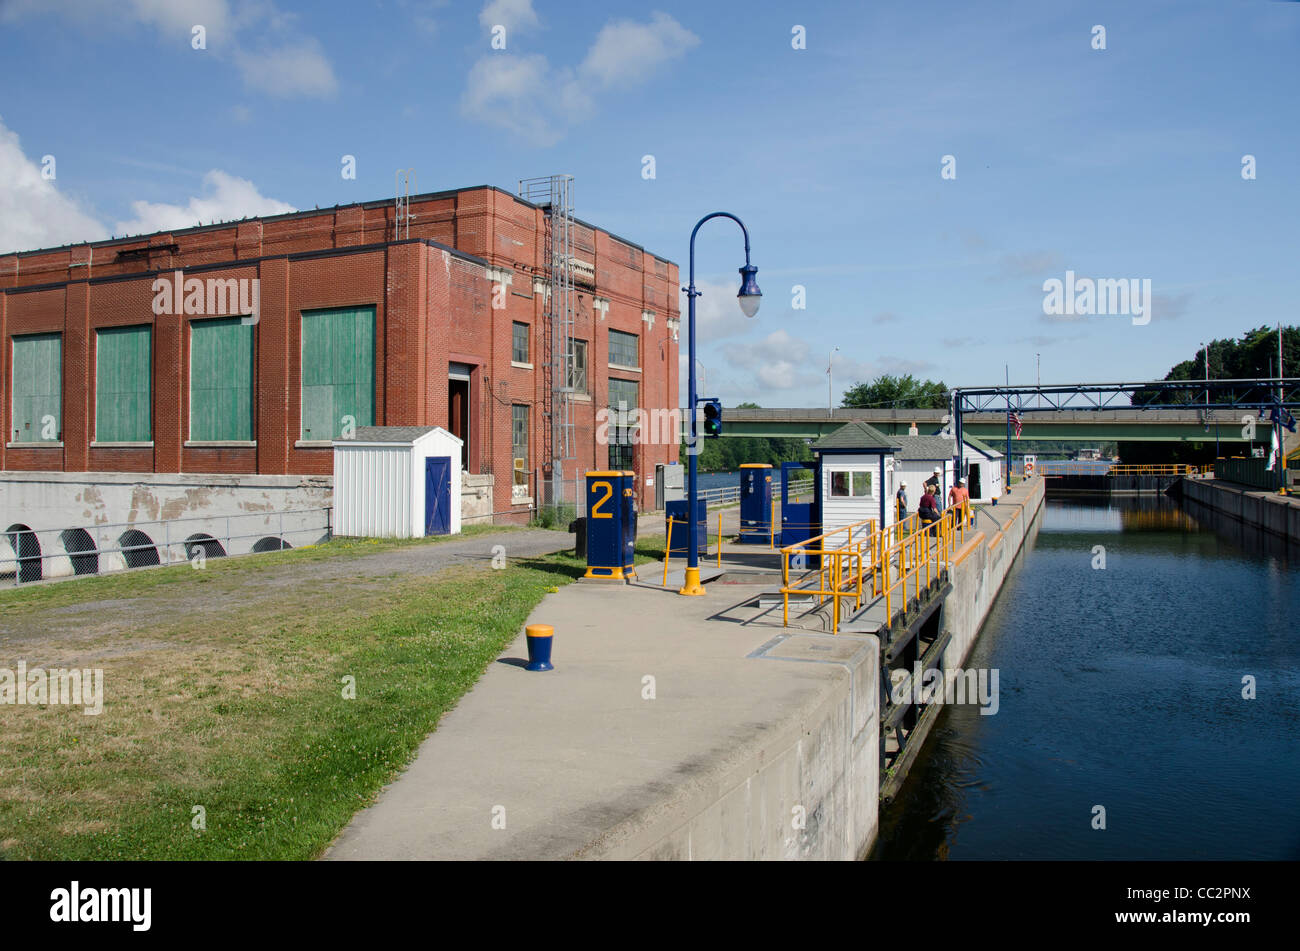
[461,472,494,525]
[599,635,881,861]
[0,471,334,579]
[1,468,507,581]
[1180,477,1300,543]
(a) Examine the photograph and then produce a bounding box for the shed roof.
[811,421,900,452]
[335,426,462,445]
[961,433,1002,457]
[892,434,960,460]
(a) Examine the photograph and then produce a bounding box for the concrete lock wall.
[1181,477,1300,544]
[584,636,881,861]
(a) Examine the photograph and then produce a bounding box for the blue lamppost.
[680,212,761,596]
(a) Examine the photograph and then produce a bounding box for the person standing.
[948,478,970,526]
[896,480,908,522]
[925,466,941,496]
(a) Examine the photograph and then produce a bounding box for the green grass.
[0,532,664,860]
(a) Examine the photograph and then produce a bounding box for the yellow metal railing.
[779,501,970,633]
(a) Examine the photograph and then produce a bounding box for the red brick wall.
[0,186,680,511]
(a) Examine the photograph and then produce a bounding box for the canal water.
[873,493,1300,860]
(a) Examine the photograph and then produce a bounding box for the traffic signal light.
[702,398,722,438]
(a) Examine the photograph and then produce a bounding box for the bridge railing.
[779,502,970,633]
[1037,462,1200,477]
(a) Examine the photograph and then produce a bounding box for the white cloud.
[462,54,578,146]
[691,279,758,344]
[234,39,338,99]
[2,0,337,100]
[727,330,821,391]
[114,169,296,235]
[580,12,699,87]
[479,0,538,31]
[463,9,697,145]
[0,117,109,253]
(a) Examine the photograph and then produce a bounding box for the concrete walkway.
[324,504,866,860]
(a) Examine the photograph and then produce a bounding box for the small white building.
[332,426,463,538]
[893,435,959,510]
[810,422,901,534]
[958,435,1003,503]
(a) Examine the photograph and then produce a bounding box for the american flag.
[1010,409,1022,439]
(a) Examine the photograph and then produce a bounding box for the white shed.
[893,435,959,510]
[810,422,901,533]
[958,435,1003,503]
[332,426,463,538]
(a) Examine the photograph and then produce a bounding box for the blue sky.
[1,0,1296,408]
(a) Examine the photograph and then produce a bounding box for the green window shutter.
[95,326,151,443]
[301,307,375,440]
[11,333,62,444]
[190,317,253,441]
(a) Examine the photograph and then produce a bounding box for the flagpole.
[1006,365,1012,482]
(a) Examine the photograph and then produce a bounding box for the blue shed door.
[780,461,817,549]
[424,456,451,536]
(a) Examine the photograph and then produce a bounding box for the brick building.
[0,185,681,521]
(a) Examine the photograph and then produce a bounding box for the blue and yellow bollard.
[525,624,554,671]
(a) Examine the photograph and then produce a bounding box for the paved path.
[0,528,573,648]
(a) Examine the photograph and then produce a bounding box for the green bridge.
[722,407,1257,443]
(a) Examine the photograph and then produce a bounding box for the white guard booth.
[332,426,463,538]
[810,422,901,533]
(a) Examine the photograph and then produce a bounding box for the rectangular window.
[608,378,638,466]
[608,330,638,368]
[190,317,254,441]
[608,378,638,414]
[301,306,375,440]
[512,322,530,364]
[511,404,529,487]
[95,325,152,442]
[11,333,61,444]
[830,469,873,498]
[568,339,588,394]
[609,443,634,471]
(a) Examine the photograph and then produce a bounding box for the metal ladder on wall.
[518,175,576,509]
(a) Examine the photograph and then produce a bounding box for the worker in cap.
[949,478,970,526]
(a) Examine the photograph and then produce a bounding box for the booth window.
[301,306,375,440]
[609,329,638,368]
[190,317,254,441]
[830,470,872,498]
[11,332,61,443]
[512,322,530,364]
[95,325,152,442]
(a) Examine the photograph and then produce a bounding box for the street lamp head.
[737,263,761,318]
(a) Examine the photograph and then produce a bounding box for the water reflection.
[873,494,1300,861]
